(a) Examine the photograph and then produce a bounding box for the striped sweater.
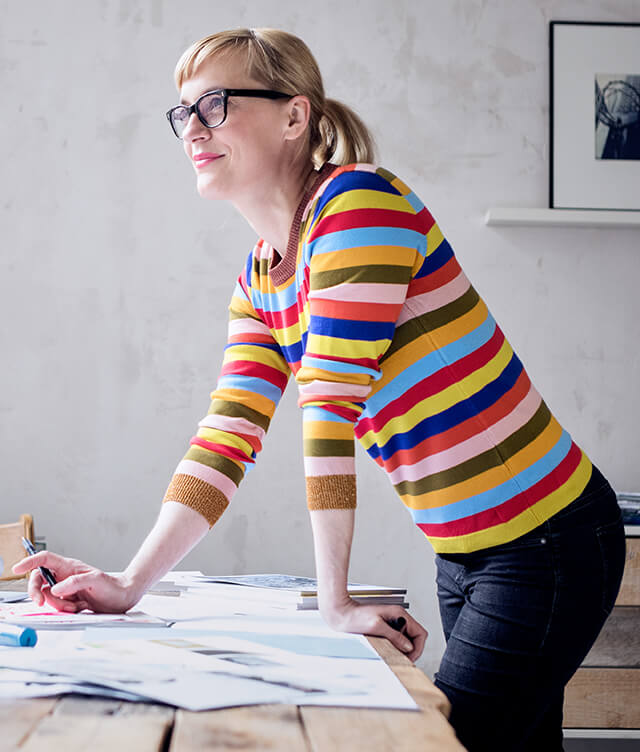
[163,162,592,554]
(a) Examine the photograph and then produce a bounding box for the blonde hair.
[174,28,376,168]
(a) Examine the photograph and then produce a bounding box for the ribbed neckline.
[268,162,337,287]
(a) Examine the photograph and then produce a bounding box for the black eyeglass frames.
[166,88,292,139]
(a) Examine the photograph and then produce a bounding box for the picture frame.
[550,21,640,211]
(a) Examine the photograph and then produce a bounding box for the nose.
[181,111,209,142]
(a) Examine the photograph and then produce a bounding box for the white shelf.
[485,207,640,228]
[564,729,640,739]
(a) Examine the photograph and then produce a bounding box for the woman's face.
[178,54,294,203]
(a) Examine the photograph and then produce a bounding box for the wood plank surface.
[617,538,640,606]
[564,668,640,728]
[0,698,57,749]
[170,705,311,751]
[581,607,640,667]
[18,696,174,752]
[299,637,464,752]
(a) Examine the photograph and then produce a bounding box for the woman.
[15,28,625,751]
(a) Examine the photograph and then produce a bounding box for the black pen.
[387,616,407,633]
[21,537,57,587]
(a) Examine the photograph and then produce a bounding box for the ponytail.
[313,98,376,167]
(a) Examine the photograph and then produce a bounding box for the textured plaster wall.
[1,0,639,675]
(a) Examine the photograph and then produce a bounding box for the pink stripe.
[304,456,356,476]
[174,460,237,500]
[309,282,407,305]
[387,385,543,483]
[198,414,266,441]
[298,381,371,399]
[228,318,272,337]
[396,271,470,326]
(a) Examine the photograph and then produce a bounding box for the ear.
[283,95,311,141]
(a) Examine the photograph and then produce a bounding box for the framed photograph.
[550,21,640,210]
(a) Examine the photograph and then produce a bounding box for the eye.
[172,106,189,123]
[199,93,224,122]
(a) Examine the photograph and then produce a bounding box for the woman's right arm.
[13,501,209,612]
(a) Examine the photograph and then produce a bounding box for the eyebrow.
[179,87,222,106]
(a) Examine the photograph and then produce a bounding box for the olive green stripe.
[311,264,412,289]
[208,400,271,432]
[303,438,355,457]
[183,446,245,485]
[382,287,480,361]
[394,401,552,496]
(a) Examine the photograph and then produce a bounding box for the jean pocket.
[596,513,626,617]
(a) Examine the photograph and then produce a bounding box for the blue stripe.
[403,191,425,214]
[409,430,572,524]
[308,227,425,256]
[309,315,395,342]
[365,313,496,414]
[217,375,283,403]
[363,353,524,462]
[415,238,453,278]
[302,406,353,423]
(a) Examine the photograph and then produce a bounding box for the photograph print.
[595,74,640,160]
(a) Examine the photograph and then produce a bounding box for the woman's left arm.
[309,507,427,662]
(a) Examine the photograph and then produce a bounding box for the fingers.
[403,614,428,662]
[378,618,414,655]
[12,550,73,577]
[49,572,96,600]
[27,569,45,606]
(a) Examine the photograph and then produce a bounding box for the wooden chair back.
[0,514,34,580]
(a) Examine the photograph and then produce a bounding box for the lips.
[193,152,223,169]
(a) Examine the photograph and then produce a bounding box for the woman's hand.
[321,598,428,663]
[12,552,140,614]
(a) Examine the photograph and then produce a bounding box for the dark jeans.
[433,466,626,752]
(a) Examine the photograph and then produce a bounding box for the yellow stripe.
[310,244,417,273]
[426,223,445,257]
[211,388,277,419]
[306,333,390,360]
[360,338,514,447]
[223,345,290,373]
[197,428,254,457]
[427,453,592,553]
[372,301,489,390]
[311,188,418,219]
[399,417,563,510]
[303,421,355,440]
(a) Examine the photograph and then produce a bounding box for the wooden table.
[0,581,464,752]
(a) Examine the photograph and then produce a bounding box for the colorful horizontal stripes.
[164,163,590,552]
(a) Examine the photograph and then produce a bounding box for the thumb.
[379,619,413,654]
[50,572,96,599]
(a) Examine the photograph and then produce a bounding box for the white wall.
[2,0,639,675]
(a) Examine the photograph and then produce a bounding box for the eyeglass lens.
[171,91,226,137]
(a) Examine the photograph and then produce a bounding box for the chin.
[196,177,228,201]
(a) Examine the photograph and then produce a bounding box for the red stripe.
[408,256,461,296]
[221,360,288,391]
[373,369,532,472]
[190,437,255,464]
[310,298,402,323]
[309,206,434,243]
[417,442,582,539]
[357,326,506,436]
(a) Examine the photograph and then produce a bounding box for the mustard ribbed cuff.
[306,474,357,510]
[163,474,229,528]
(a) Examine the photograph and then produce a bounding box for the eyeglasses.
[166,88,292,139]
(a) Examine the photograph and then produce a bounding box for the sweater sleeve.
[163,264,291,526]
[297,171,422,511]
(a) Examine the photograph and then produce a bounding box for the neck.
[232,159,316,255]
